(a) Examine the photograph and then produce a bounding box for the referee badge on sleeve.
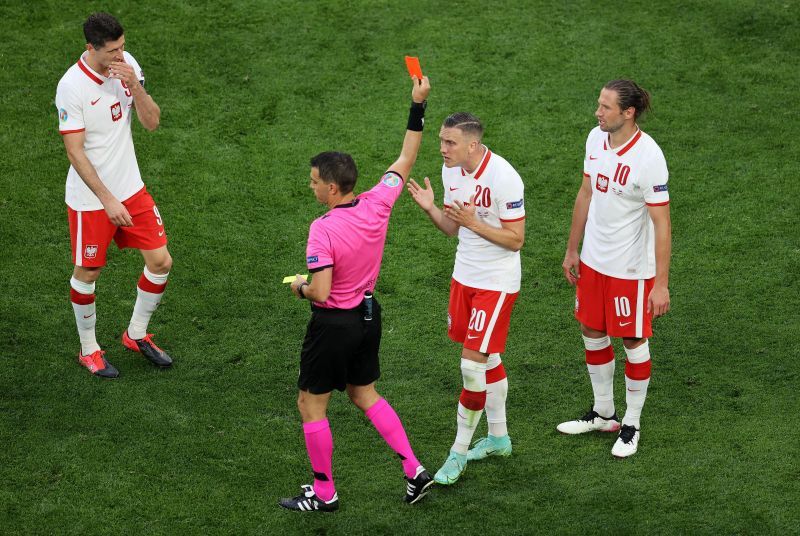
[381,173,401,188]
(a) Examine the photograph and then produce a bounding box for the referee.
[279,75,432,512]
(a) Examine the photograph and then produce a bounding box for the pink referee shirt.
[306,171,404,309]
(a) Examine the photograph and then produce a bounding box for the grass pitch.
[1,0,798,533]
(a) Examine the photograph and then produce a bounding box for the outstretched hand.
[407,177,435,212]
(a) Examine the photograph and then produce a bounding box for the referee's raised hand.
[411,76,430,103]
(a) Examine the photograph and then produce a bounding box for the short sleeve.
[56,79,84,134]
[363,171,404,209]
[442,165,452,207]
[639,149,669,206]
[124,52,145,87]
[306,219,334,272]
[496,168,526,222]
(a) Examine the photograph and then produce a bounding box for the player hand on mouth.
[108,60,137,86]
[444,195,478,228]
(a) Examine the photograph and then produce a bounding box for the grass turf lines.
[1,0,798,533]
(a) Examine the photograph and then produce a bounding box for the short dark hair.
[442,112,484,140]
[84,12,124,50]
[310,152,358,194]
[604,79,652,119]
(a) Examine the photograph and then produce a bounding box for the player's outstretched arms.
[386,76,430,181]
[407,177,459,236]
[62,132,133,227]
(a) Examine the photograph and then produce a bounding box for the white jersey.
[56,51,145,211]
[581,126,669,280]
[442,147,525,293]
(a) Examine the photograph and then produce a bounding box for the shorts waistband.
[310,295,377,314]
[311,303,363,314]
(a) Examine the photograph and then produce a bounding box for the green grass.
[1,0,798,533]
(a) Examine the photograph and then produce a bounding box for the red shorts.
[448,279,519,354]
[68,187,167,267]
[575,261,654,338]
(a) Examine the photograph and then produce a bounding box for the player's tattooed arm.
[109,60,161,131]
[62,132,133,227]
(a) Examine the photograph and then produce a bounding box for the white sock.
[128,266,168,339]
[452,358,487,454]
[584,335,615,417]
[485,353,508,437]
[622,341,651,429]
[70,277,100,355]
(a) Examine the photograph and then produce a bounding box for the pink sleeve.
[306,219,334,271]
[364,171,404,209]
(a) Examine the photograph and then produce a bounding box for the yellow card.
[283,275,308,284]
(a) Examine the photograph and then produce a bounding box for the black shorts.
[298,297,382,394]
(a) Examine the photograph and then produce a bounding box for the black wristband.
[407,100,426,132]
[298,282,310,299]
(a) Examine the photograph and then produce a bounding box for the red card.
[405,56,423,79]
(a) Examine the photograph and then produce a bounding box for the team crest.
[59,108,68,122]
[595,173,609,193]
[110,102,122,122]
[84,245,98,259]
[380,173,401,188]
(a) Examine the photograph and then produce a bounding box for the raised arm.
[386,76,430,180]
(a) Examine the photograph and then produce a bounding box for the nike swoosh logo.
[449,187,459,191]
[619,321,632,327]
[589,155,598,160]
[158,231,164,237]
[83,313,95,319]
[466,334,480,340]
[627,388,641,392]
[91,98,101,105]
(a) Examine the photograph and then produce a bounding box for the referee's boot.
[279,484,339,512]
[77,349,119,379]
[405,466,434,504]
[122,330,173,368]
